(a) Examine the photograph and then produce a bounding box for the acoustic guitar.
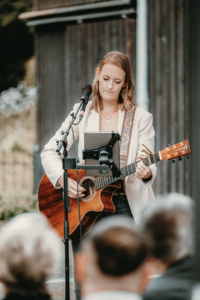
[38,140,191,240]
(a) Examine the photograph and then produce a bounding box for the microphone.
[79,84,92,121]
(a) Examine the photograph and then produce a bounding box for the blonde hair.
[91,51,135,112]
[0,212,61,295]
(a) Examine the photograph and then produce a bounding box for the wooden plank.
[184,0,191,197]
[168,0,176,192]
[35,0,114,10]
[147,0,189,196]
[35,26,65,151]
[160,0,168,194]
[165,0,171,193]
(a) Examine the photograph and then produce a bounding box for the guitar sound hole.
[81,179,95,201]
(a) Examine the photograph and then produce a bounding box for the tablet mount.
[82,131,121,177]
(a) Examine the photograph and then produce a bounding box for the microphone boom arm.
[56,101,82,154]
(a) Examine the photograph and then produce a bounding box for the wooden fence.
[0,149,38,219]
[0,149,33,196]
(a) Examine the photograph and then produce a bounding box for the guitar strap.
[120,106,137,169]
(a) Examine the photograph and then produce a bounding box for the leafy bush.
[0,0,34,92]
[0,193,39,220]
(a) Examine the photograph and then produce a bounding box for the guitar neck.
[94,152,160,190]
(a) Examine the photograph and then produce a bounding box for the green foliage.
[0,0,34,93]
[0,193,39,220]
[0,0,32,27]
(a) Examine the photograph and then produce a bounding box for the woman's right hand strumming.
[58,176,86,198]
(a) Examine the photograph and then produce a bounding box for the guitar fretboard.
[94,152,160,190]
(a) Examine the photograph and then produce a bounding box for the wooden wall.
[33,0,114,10]
[35,18,136,151]
[190,0,200,282]
[148,0,190,196]
[35,0,190,196]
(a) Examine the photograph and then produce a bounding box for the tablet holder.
[82,131,121,177]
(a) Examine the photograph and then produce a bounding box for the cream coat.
[41,101,157,222]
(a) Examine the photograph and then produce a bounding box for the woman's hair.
[0,212,61,295]
[91,51,135,112]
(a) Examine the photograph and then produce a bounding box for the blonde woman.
[41,51,157,300]
[0,212,61,299]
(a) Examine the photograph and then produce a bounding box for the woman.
[0,212,61,300]
[41,51,156,299]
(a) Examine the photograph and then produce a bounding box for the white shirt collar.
[82,290,142,300]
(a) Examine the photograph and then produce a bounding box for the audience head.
[139,193,194,265]
[75,216,150,297]
[0,212,61,295]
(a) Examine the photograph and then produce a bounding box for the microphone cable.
[71,125,83,248]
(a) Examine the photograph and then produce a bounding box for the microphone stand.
[56,95,107,300]
[56,97,120,300]
[56,101,82,300]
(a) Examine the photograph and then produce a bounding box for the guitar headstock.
[160,140,191,161]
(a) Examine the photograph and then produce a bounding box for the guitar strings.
[77,154,160,192]
[78,161,144,190]
[79,150,184,193]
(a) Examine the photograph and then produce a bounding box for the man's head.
[139,193,194,265]
[75,216,150,297]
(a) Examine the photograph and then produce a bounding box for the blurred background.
[1,0,200,296]
[0,0,37,220]
[0,0,194,218]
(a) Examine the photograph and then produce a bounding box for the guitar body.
[38,169,121,240]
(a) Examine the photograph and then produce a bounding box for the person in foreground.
[139,193,195,300]
[75,215,150,300]
[0,212,61,300]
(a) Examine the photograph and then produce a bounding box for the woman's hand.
[135,157,152,180]
[58,175,86,198]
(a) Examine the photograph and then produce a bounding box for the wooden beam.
[19,0,133,20]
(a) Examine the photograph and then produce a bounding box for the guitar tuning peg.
[183,138,185,141]
[175,141,179,144]
[187,155,189,159]
[178,157,182,161]
[61,131,64,135]
[168,144,172,147]
[170,159,175,164]
[56,140,59,145]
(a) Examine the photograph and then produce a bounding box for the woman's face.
[96,63,126,103]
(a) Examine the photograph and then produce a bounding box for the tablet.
[84,131,120,177]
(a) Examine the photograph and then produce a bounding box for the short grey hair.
[0,212,61,295]
[139,193,194,262]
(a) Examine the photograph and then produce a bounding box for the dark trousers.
[71,193,133,300]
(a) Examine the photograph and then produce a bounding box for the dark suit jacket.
[4,293,51,300]
[143,256,195,300]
